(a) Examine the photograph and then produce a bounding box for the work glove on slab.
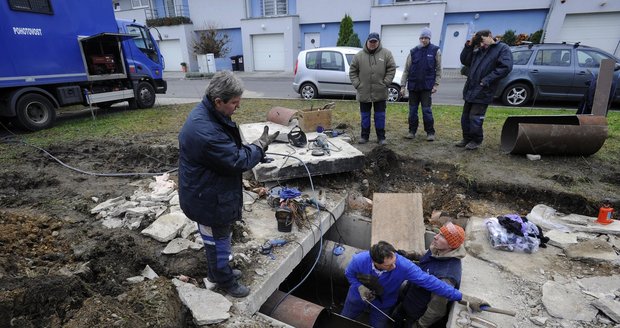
[358,285,375,302]
[252,126,280,153]
[460,294,489,312]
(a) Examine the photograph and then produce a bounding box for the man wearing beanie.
[400,27,442,141]
[342,239,487,328]
[395,222,470,328]
[350,32,396,145]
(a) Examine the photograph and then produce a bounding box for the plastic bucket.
[277,218,292,232]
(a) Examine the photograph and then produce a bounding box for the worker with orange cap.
[395,222,468,328]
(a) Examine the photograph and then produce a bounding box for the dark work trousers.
[198,223,234,288]
[360,100,387,141]
[460,101,488,144]
[408,89,434,135]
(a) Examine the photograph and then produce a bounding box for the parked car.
[495,43,620,106]
[293,47,404,102]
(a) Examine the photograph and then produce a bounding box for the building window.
[131,0,150,9]
[9,0,53,14]
[113,2,121,11]
[262,0,287,16]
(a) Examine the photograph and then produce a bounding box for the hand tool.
[458,301,516,316]
[363,298,395,323]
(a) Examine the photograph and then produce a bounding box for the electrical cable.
[265,152,324,316]
[0,121,178,177]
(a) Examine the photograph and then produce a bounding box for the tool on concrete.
[363,298,395,323]
[458,301,516,316]
[260,239,288,259]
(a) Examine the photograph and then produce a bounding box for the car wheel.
[502,83,531,106]
[387,84,401,102]
[135,82,156,109]
[300,83,317,100]
[14,93,56,131]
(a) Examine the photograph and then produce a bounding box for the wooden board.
[371,193,425,253]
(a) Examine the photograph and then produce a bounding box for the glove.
[460,294,489,312]
[358,285,375,302]
[356,274,384,296]
[396,249,419,261]
[252,126,280,152]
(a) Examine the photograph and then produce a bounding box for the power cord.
[265,152,324,316]
[0,121,178,177]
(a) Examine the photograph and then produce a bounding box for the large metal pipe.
[260,290,324,328]
[260,290,370,328]
[315,240,362,285]
[500,115,608,155]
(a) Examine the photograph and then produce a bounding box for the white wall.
[544,0,620,44]
[297,0,372,24]
[157,24,197,71]
[241,16,300,72]
[370,2,446,43]
[188,0,246,29]
[445,0,551,13]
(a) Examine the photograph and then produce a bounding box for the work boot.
[465,141,481,150]
[358,138,369,144]
[405,132,415,139]
[223,281,250,298]
[454,139,469,147]
[426,133,435,141]
[206,269,242,283]
[378,139,387,145]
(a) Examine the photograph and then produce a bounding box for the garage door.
[252,34,285,71]
[558,12,620,56]
[157,39,184,72]
[381,24,426,69]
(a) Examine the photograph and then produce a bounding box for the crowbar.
[364,298,395,322]
[458,301,516,316]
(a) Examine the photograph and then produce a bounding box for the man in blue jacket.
[341,240,487,327]
[178,71,278,298]
[457,29,513,150]
[400,27,442,141]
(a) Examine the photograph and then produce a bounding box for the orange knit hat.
[440,222,465,249]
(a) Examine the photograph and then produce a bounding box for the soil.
[0,131,618,327]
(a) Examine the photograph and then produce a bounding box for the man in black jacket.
[457,30,513,150]
[178,71,278,297]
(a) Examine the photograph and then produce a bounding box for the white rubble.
[141,212,188,242]
[542,280,598,321]
[173,279,232,325]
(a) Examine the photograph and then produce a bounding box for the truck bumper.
[154,79,167,94]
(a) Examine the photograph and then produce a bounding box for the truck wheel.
[135,82,156,108]
[14,93,56,131]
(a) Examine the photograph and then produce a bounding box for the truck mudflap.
[154,79,167,94]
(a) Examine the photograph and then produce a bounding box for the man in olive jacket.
[457,29,512,150]
[350,32,396,145]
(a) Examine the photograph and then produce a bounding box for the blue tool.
[260,239,288,259]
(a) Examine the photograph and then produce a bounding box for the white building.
[113,0,620,72]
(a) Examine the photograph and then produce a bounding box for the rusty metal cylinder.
[259,290,324,328]
[500,115,608,156]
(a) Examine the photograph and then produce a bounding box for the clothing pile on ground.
[485,214,549,253]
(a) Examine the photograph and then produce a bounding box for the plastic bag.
[484,217,540,253]
[526,204,572,233]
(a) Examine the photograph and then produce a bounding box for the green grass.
[1,98,619,164]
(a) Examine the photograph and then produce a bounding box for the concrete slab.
[239,122,364,182]
[371,193,425,254]
[527,204,620,235]
[232,190,347,315]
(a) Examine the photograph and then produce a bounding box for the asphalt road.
[161,72,597,110]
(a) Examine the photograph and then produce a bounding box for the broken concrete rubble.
[542,280,598,321]
[564,239,619,264]
[592,298,620,323]
[173,279,232,325]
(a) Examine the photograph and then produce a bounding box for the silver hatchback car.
[293,47,404,102]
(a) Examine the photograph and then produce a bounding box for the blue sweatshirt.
[345,251,463,308]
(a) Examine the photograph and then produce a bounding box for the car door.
[344,53,356,95]
[314,50,347,95]
[529,49,574,97]
[572,49,618,98]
